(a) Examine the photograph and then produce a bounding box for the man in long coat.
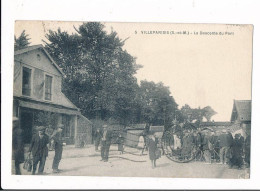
[29,126,49,175]
[100,125,112,162]
[229,134,244,168]
[218,130,233,164]
[51,124,64,173]
[12,117,24,175]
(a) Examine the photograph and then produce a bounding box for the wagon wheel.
[162,131,196,163]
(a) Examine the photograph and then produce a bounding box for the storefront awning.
[19,100,80,115]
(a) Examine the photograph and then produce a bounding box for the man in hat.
[12,117,24,175]
[95,128,102,151]
[29,126,49,175]
[218,129,233,164]
[51,124,64,173]
[201,130,212,164]
[100,125,112,162]
[229,133,244,169]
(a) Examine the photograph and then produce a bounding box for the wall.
[242,123,251,135]
[14,48,63,105]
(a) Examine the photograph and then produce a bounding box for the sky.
[15,21,253,121]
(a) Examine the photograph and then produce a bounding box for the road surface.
[18,144,249,179]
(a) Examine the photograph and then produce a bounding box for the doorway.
[20,110,33,144]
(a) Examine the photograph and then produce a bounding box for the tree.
[14,30,31,51]
[44,22,141,124]
[138,80,178,129]
[180,104,193,121]
[202,106,217,121]
[180,105,217,123]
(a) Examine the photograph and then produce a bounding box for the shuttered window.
[45,75,52,100]
[22,67,32,96]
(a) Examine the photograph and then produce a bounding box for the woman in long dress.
[147,134,158,169]
[137,134,145,155]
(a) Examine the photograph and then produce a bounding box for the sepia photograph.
[11,21,253,179]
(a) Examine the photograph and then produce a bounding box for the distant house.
[13,44,92,146]
[230,100,251,134]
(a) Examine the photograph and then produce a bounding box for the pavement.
[18,144,250,179]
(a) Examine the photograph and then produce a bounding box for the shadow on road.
[156,163,171,168]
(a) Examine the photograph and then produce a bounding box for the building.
[13,45,92,146]
[230,100,251,135]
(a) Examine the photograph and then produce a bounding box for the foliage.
[34,111,59,128]
[44,22,141,125]
[14,30,31,51]
[203,106,217,121]
[138,80,178,129]
[43,22,179,128]
[180,104,217,123]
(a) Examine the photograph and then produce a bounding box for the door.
[20,110,33,144]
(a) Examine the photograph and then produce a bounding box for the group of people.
[12,117,65,175]
[174,127,251,169]
[95,125,125,156]
[13,118,251,175]
[94,125,161,168]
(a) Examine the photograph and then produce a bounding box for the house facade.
[230,100,251,136]
[13,45,92,146]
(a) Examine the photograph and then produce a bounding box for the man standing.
[229,134,244,169]
[29,126,49,175]
[218,129,233,164]
[95,128,102,151]
[51,124,64,173]
[201,131,212,164]
[100,125,112,162]
[117,132,124,155]
[12,117,24,175]
[244,130,251,168]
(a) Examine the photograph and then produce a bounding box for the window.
[62,114,70,137]
[22,67,32,96]
[45,75,52,100]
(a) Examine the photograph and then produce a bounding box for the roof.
[14,92,80,114]
[126,123,146,130]
[200,122,232,127]
[14,44,65,76]
[16,97,80,115]
[79,114,92,124]
[149,126,165,133]
[231,100,251,122]
[60,93,79,110]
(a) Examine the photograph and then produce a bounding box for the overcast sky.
[15,21,253,121]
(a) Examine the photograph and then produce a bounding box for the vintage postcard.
[11,21,252,181]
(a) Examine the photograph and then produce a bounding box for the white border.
[2,0,260,190]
